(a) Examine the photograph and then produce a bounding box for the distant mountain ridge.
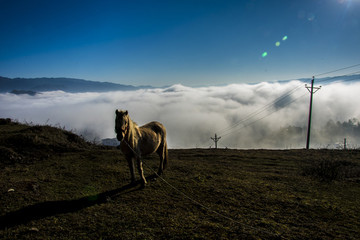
[1,74,359,94]
[0,77,150,93]
[281,73,360,85]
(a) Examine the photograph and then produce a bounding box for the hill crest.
[0,119,95,167]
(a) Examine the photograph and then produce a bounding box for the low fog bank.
[1,81,360,149]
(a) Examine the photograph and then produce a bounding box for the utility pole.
[305,76,321,149]
[344,138,347,150]
[211,133,221,149]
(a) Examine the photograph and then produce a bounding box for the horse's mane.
[126,116,141,146]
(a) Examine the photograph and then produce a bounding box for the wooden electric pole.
[211,133,221,149]
[305,76,321,149]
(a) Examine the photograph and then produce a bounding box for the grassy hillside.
[0,119,360,239]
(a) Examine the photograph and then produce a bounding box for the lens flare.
[261,36,287,59]
[307,13,315,21]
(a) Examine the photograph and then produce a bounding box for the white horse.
[115,110,168,186]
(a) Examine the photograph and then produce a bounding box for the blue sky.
[1,0,360,86]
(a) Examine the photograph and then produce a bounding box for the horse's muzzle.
[116,134,124,141]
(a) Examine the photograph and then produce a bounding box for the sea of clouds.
[1,80,360,149]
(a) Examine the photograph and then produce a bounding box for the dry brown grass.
[1,120,360,239]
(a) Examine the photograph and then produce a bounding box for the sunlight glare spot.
[275,41,280,47]
[282,36,288,41]
[262,52,268,58]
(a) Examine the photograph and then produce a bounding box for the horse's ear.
[115,109,119,115]
[125,110,128,115]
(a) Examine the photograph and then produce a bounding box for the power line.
[216,63,360,140]
[221,68,360,141]
[199,63,360,148]
[316,70,360,84]
[221,92,308,139]
[314,63,360,77]
[217,84,304,136]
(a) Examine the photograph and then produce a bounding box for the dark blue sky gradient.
[1,0,359,86]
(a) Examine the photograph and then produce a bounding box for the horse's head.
[115,109,129,141]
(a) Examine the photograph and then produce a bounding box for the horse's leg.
[156,141,165,175]
[126,155,136,183]
[156,141,168,176]
[156,147,164,176]
[136,157,147,185]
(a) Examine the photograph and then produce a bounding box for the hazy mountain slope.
[0,77,140,93]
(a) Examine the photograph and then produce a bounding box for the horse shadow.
[0,181,144,230]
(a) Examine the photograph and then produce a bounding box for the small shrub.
[302,157,360,182]
[0,118,12,125]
